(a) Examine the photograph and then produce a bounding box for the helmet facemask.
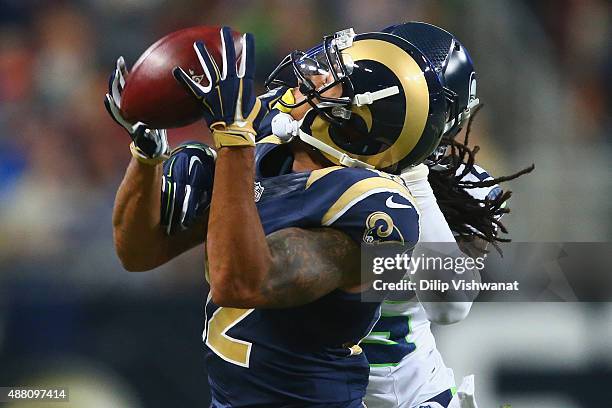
[265,29,357,128]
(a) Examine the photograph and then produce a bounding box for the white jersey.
[455,163,502,202]
[364,164,500,408]
[365,299,456,408]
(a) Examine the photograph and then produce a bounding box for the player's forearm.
[206,147,272,306]
[410,243,479,324]
[113,158,168,271]
[415,237,486,324]
[402,166,478,323]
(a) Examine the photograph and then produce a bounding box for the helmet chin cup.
[271,112,299,143]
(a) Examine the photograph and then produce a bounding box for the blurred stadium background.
[0,0,610,407]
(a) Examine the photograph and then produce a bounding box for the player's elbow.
[424,301,472,325]
[112,229,164,272]
[210,275,264,308]
[116,250,156,272]
[119,258,155,272]
[113,238,157,272]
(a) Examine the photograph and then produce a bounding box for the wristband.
[130,142,168,165]
[211,122,256,149]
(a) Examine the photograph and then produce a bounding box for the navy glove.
[173,27,263,148]
[104,57,169,164]
[161,142,216,235]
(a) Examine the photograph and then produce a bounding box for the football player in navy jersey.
[108,26,450,407]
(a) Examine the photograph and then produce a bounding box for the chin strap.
[298,130,374,168]
[271,112,374,169]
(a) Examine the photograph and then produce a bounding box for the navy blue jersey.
[203,138,420,407]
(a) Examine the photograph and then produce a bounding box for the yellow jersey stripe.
[321,178,415,226]
[257,135,283,145]
[305,166,344,189]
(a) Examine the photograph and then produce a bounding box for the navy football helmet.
[265,28,446,173]
[382,22,479,140]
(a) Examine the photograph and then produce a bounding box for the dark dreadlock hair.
[428,105,535,251]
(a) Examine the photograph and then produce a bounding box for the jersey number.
[204,307,254,367]
[361,314,416,367]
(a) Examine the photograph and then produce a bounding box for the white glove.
[104,56,169,164]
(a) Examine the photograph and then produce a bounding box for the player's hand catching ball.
[173,26,263,149]
[104,57,170,165]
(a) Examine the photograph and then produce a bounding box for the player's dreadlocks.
[428,105,535,250]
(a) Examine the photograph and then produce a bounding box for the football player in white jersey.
[362,22,533,408]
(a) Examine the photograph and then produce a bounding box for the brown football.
[120,26,242,129]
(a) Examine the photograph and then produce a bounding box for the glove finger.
[194,41,220,87]
[111,66,124,106]
[173,66,210,98]
[167,181,178,235]
[104,93,132,131]
[107,63,123,107]
[107,68,116,99]
[239,33,255,80]
[157,129,170,158]
[174,69,216,125]
[202,108,215,127]
[162,154,180,235]
[117,56,129,85]
[180,184,194,229]
[160,175,171,228]
[172,67,218,123]
[219,26,237,79]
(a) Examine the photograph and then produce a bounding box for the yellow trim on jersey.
[257,135,284,145]
[321,177,416,225]
[305,166,343,189]
[272,88,296,113]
